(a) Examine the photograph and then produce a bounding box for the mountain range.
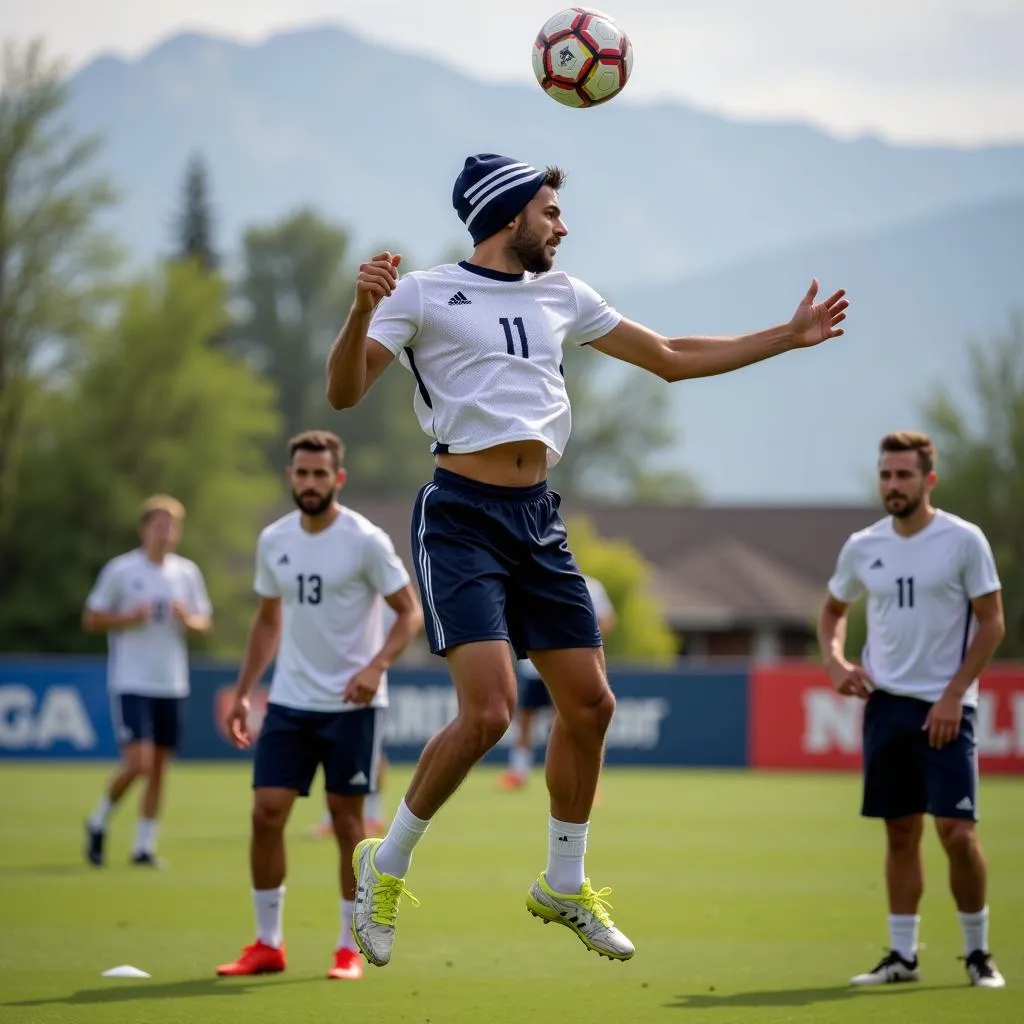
[65,24,1024,500]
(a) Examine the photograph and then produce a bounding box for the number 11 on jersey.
[499,317,529,358]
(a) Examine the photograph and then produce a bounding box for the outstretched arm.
[326,251,401,409]
[589,280,848,381]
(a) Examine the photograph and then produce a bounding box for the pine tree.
[176,152,218,272]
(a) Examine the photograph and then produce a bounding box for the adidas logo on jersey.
[277,553,290,565]
[870,558,884,569]
[447,291,471,305]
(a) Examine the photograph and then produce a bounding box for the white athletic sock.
[374,799,430,879]
[133,818,157,855]
[958,906,989,956]
[254,886,285,948]
[338,899,358,951]
[364,791,383,822]
[510,746,532,777]
[546,816,588,894]
[888,913,920,961]
[88,796,113,832]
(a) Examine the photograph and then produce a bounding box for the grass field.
[1,763,1022,1024]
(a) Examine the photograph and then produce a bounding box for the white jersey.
[827,510,1000,706]
[254,508,411,713]
[368,261,622,466]
[521,575,615,679]
[85,549,211,698]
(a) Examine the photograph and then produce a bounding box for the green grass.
[0,764,1022,1024]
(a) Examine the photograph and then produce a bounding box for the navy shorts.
[411,468,601,659]
[112,694,184,750]
[253,703,384,797]
[862,689,979,821]
[519,670,553,710]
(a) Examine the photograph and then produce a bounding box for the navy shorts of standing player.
[326,150,850,968]
[819,430,1006,989]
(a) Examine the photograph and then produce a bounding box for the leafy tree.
[174,151,218,272]
[924,313,1024,657]
[564,514,677,663]
[0,261,281,654]
[0,39,118,581]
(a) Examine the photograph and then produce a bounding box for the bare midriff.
[435,439,550,488]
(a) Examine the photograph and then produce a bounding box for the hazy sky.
[4,0,1024,145]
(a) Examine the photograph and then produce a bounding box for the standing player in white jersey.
[501,575,616,789]
[326,152,849,967]
[818,431,1006,990]
[216,431,422,982]
[83,495,212,868]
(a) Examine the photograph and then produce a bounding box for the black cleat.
[964,950,1006,988]
[130,851,167,869]
[85,824,105,867]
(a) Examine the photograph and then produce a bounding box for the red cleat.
[498,770,526,790]
[327,947,363,980]
[216,941,286,976]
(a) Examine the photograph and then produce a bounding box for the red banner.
[750,663,1024,773]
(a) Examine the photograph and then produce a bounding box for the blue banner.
[0,657,117,759]
[0,657,748,767]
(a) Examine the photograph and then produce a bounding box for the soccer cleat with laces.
[850,950,920,986]
[525,874,635,961]
[351,838,420,967]
[85,823,105,867]
[216,941,286,976]
[964,950,1005,988]
[327,947,363,980]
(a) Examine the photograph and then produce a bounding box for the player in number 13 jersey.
[326,151,851,969]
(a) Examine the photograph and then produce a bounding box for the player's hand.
[131,603,154,626]
[170,600,191,626]
[353,252,402,314]
[789,279,848,348]
[827,658,874,699]
[923,692,962,749]
[343,663,385,706]
[224,694,252,749]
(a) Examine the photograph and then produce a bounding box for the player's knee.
[329,805,363,845]
[462,698,514,753]
[561,682,615,737]
[885,817,923,853]
[252,799,289,834]
[936,818,977,856]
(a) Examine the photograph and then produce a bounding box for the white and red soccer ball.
[532,7,633,108]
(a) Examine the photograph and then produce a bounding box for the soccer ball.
[532,8,633,108]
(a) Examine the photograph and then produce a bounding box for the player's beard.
[292,488,335,517]
[509,221,555,274]
[885,486,925,518]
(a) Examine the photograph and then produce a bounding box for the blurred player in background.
[216,431,421,982]
[82,495,212,868]
[818,431,1006,990]
[500,575,616,789]
[326,151,847,969]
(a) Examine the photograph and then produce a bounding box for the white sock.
[888,914,920,961]
[88,796,113,832]
[321,810,332,827]
[958,906,989,956]
[546,816,587,894]
[254,886,285,948]
[338,899,357,951]
[510,746,532,777]
[374,799,430,878]
[364,791,383,822]
[133,818,157,855]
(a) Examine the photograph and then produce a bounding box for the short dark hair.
[544,165,566,190]
[879,431,935,474]
[288,430,345,470]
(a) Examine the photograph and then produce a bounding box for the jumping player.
[326,152,849,967]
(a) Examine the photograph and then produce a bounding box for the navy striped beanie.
[453,154,547,245]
